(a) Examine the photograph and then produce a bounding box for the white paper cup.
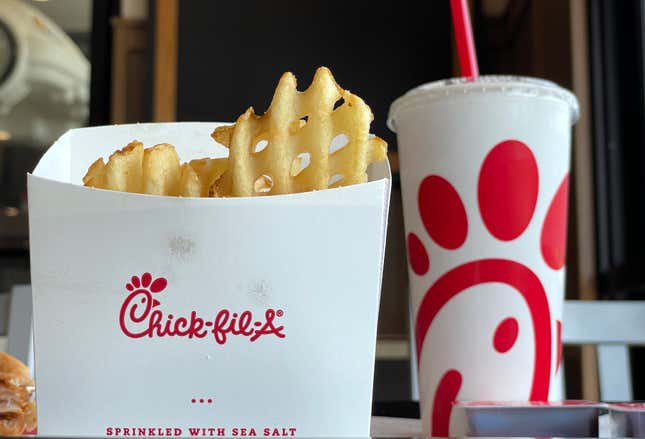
[28,123,391,436]
[388,76,579,436]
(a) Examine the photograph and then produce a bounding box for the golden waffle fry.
[142,143,180,195]
[82,158,106,188]
[105,140,144,193]
[211,66,387,197]
[82,141,227,197]
[178,163,201,197]
[188,157,228,196]
[83,141,144,193]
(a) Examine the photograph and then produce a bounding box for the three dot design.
[192,398,213,404]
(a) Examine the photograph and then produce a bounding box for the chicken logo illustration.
[119,273,167,333]
[118,273,285,343]
[407,140,568,436]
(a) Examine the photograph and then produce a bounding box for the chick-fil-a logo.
[119,273,286,344]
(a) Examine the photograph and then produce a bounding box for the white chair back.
[562,300,645,401]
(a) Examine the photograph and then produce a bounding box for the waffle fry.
[188,157,228,196]
[178,163,201,197]
[82,141,227,197]
[142,143,180,195]
[83,67,386,197]
[211,66,387,197]
[83,141,143,192]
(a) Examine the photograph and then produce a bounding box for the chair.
[562,300,645,401]
[409,300,645,401]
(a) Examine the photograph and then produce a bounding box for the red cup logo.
[408,140,569,436]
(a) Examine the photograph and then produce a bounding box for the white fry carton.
[27,122,391,437]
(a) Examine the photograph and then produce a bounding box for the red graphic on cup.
[119,273,286,344]
[407,140,569,437]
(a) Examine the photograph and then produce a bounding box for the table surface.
[370,414,613,438]
[371,416,422,437]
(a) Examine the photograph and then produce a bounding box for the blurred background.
[1,0,645,411]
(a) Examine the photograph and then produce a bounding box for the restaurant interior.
[0,0,644,436]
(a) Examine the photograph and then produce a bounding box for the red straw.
[450,0,479,78]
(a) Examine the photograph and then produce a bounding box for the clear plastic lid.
[388,75,580,132]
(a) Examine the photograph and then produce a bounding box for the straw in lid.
[388,76,580,132]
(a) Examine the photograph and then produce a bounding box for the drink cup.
[388,76,579,436]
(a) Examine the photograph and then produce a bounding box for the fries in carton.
[28,69,390,437]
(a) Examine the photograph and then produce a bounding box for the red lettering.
[149,310,163,337]
[264,427,297,437]
[217,427,226,436]
[174,316,189,336]
[233,311,254,336]
[159,314,173,336]
[233,427,257,436]
[119,277,285,345]
[251,309,286,342]
[119,291,153,337]
[105,426,188,437]
[189,312,207,338]
[212,310,230,344]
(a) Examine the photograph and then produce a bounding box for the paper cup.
[27,123,391,436]
[388,77,579,436]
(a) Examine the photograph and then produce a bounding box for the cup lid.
[388,75,580,132]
